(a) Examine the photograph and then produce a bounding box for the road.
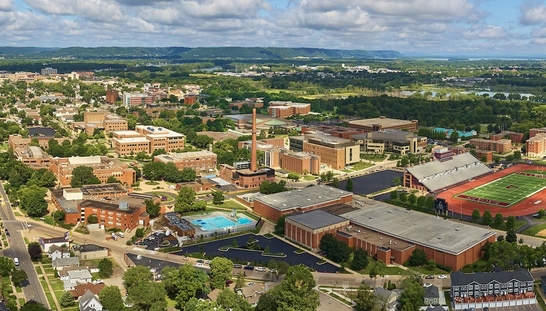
[0,183,49,306]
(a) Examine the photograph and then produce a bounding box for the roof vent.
[437,235,442,239]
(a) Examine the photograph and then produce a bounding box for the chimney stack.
[251,108,258,172]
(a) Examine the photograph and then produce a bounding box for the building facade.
[267,101,311,118]
[469,138,511,153]
[526,134,546,157]
[351,130,427,155]
[489,131,524,144]
[111,126,185,156]
[49,156,136,187]
[285,210,350,251]
[348,116,418,133]
[154,151,217,172]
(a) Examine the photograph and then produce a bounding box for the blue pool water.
[191,216,253,231]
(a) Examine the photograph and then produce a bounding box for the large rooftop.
[341,200,495,255]
[254,185,352,211]
[348,117,415,127]
[451,268,533,286]
[406,153,492,192]
[286,210,348,230]
[155,151,216,162]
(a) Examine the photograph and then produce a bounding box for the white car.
[255,267,267,272]
[195,263,204,267]
[423,283,433,288]
[438,275,447,279]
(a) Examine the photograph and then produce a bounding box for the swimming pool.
[191,216,253,231]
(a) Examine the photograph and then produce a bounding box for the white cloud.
[464,25,507,39]
[519,4,546,25]
[23,0,125,22]
[0,0,12,11]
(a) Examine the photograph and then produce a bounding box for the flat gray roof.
[341,200,495,255]
[406,153,492,192]
[286,210,348,230]
[255,185,352,211]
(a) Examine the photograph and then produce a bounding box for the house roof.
[52,257,80,268]
[79,289,102,311]
[373,287,394,301]
[450,268,533,287]
[70,283,105,298]
[48,245,70,254]
[0,301,9,311]
[239,284,265,297]
[426,306,446,311]
[254,185,351,212]
[286,210,348,230]
[41,236,68,244]
[75,244,109,253]
[67,269,92,280]
[425,285,439,299]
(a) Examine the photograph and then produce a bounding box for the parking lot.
[135,231,180,250]
[337,170,403,195]
[174,233,338,273]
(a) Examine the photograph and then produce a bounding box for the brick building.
[79,193,152,230]
[49,156,136,187]
[468,138,512,153]
[14,146,51,169]
[489,131,524,144]
[219,164,276,189]
[123,92,153,107]
[289,133,359,170]
[111,126,185,156]
[253,185,352,221]
[348,116,418,133]
[279,150,321,175]
[526,134,546,157]
[301,125,363,139]
[154,151,217,173]
[164,212,196,237]
[351,130,427,155]
[105,89,119,104]
[529,128,546,138]
[285,210,349,251]
[72,111,128,135]
[268,101,311,118]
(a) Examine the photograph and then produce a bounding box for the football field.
[456,172,546,207]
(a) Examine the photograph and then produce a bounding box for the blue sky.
[0,0,545,56]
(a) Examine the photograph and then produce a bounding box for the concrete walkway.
[36,262,61,311]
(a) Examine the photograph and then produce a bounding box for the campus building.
[468,138,511,153]
[285,199,496,271]
[13,146,51,169]
[72,111,128,135]
[404,149,492,193]
[154,151,217,173]
[489,131,524,144]
[529,128,546,138]
[289,133,360,170]
[526,133,546,157]
[9,133,70,150]
[105,89,119,104]
[123,92,153,107]
[279,150,321,175]
[348,116,418,133]
[111,126,185,156]
[267,101,311,118]
[451,269,536,310]
[49,156,136,187]
[253,185,353,221]
[351,130,427,155]
[41,67,57,75]
[50,184,155,229]
[302,125,363,139]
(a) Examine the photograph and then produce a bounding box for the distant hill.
[0,46,401,60]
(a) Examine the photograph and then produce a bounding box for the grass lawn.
[304,175,318,181]
[43,267,56,275]
[44,289,56,310]
[360,153,388,162]
[14,211,22,217]
[522,223,546,236]
[48,278,65,291]
[18,298,25,307]
[211,200,247,210]
[43,216,55,226]
[408,265,450,275]
[457,172,546,207]
[35,266,42,275]
[357,260,412,276]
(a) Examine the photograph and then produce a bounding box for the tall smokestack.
[251,108,258,172]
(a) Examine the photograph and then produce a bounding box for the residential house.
[48,245,71,261]
[236,283,266,307]
[541,276,546,293]
[79,289,103,311]
[426,306,446,311]
[52,257,80,271]
[424,285,440,306]
[73,244,110,260]
[450,268,537,310]
[0,302,10,311]
[39,236,69,252]
[373,287,398,311]
[60,268,93,290]
[71,283,105,299]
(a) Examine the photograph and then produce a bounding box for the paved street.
[0,183,49,307]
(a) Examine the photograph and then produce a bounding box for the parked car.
[255,267,267,272]
[196,263,204,267]
[438,275,447,279]
[233,264,243,269]
[226,280,234,285]
[423,283,432,288]
[13,258,19,266]
[117,232,125,238]
[196,259,204,263]
[244,265,254,271]
[5,229,9,237]
[425,275,434,279]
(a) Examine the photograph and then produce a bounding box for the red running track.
[438,164,546,217]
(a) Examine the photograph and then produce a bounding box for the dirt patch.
[536,229,546,237]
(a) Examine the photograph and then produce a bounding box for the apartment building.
[123,92,153,107]
[41,67,58,75]
[526,134,546,157]
[469,138,511,153]
[348,116,418,133]
[489,131,524,144]
[529,128,546,138]
[268,101,311,118]
[105,89,119,104]
[111,126,185,156]
[351,130,427,155]
[14,146,51,169]
[71,111,128,135]
[289,133,359,170]
[154,151,217,172]
[302,125,363,139]
[279,150,321,175]
[49,156,136,187]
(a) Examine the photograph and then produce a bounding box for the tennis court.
[456,171,546,207]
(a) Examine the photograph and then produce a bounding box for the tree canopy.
[70,165,101,187]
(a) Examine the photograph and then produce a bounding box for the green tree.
[210,257,234,290]
[52,210,65,223]
[450,131,460,143]
[235,272,245,289]
[20,300,49,311]
[144,199,161,218]
[408,193,417,205]
[540,209,546,219]
[408,249,427,266]
[506,215,516,231]
[87,214,99,224]
[123,266,151,290]
[319,233,350,263]
[11,269,28,286]
[416,196,425,207]
[397,276,424,311]
[494,213,504,228]
[213,191,225,205]
[425,196,435,209]
[346,178,354,192]
[0,257,15,277]
[369,260,386,281]
[399,192,407,202]
[70,166,101,187]
[332,178,339,188]
[106,176,121,184]
[352,248,369,271]
[506,229,518,243]
[28,242,43,261]
[390,190,398,200]
[142,161,166,181]
[18,185,48,217]
[162,265,210,308]
[174,186,198,213]
[127,281,168,311]
[482,210,493,226]
[186,298,224,311]
[217,288,252,311]
[98,258,114,278]
[99,286,125,311]
[59,290,75,307]
[274,215,286,235]
[472,209,481,222]
[354,283,378,311]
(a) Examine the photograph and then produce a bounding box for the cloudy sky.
[1,0,546,56]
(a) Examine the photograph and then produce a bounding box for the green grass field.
[457,172,546,207]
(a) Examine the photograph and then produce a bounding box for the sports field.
[456,171,546,207]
